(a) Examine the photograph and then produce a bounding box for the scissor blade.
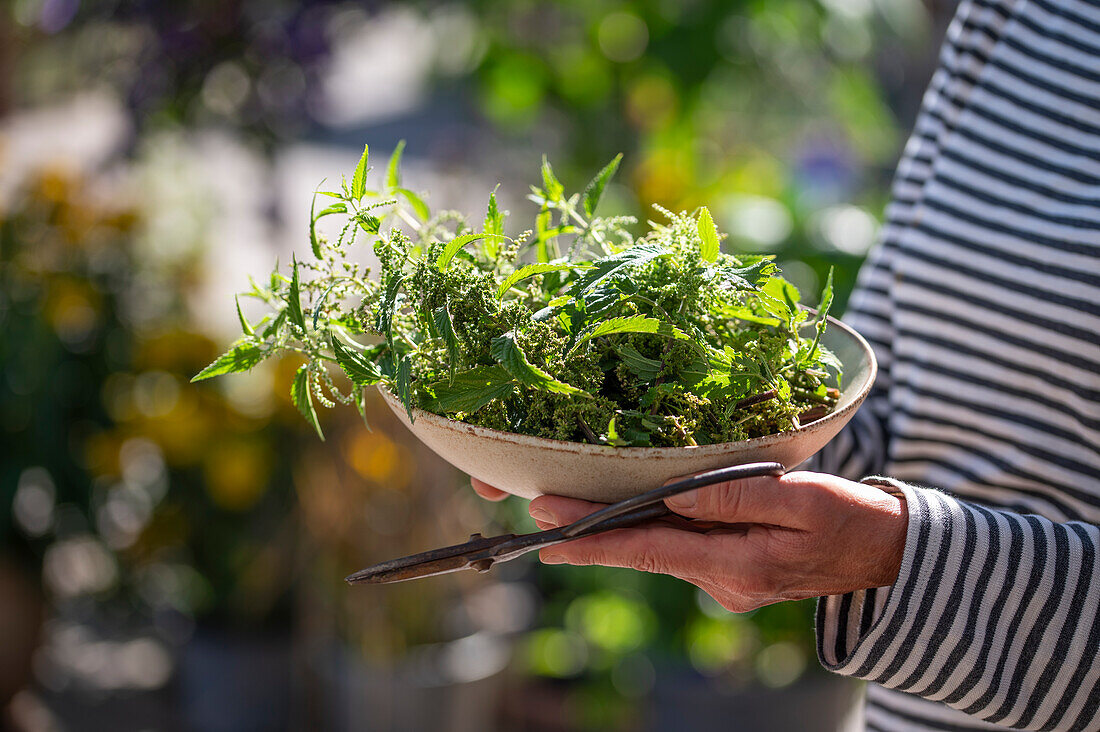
[346,552,474,584]
[345,532,518,585]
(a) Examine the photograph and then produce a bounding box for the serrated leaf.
[698,206,720,262]
[433,302,460,381]
[376,273,405,343]
[713,257,776,291]
[615,343,663,382]
[395,188,430,221]
[235,295,254,336]
[541,156,564,202]
[483,189,504,257]
[424,366,515,413]
[490,332,589,397]
[394,355,414,423]
[331,332,383,387]
[497,262,580,299]
[568,316,686,356]
[292,364,324,440]
[356,211,381,234]
[287,257,306,331]
[582,153,622,217]
[351,144,369,201]
[806,267,835,362]
[385,140,405,190]
[570,243,669,297]
[436,233,504,271]
[192,340,267,382]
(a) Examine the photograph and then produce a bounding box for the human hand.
[478,471,907,612]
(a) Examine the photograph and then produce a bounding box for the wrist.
[861,480,908,587]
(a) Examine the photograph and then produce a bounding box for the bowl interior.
[381,316,876,502]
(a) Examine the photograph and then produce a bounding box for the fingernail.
[666,490,697,509]
[530,507,554,524]
[541,553,565,564]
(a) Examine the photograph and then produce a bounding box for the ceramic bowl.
[381,316,876,502]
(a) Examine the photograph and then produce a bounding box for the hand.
[495,471,908,613]
[470,478,510,502]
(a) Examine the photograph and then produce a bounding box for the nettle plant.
[193,143,841,447]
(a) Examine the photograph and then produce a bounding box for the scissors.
[346,461,785,585]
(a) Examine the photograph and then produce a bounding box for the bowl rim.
[379,314,876,458]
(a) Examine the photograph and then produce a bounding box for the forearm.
[818,479,1100,731]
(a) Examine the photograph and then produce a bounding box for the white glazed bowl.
[381,316,876,502]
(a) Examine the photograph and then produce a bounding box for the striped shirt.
[812,0,1100,729]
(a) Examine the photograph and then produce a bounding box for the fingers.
[470,478,510,502]
[663,471,828,527]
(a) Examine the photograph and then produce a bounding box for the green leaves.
[394,355,414,422]
[570,243,669,297]
[375,273,405,342]
[235,296,254,336]
[568,315,685,356]
[615,343,663,382]
[483,189,504,258]
[424,366,515,413]
[432,302,460,381]
[203,143,843,448]
[292,364,324,440]
[497,262,580,299]
[491,331,589,397]
[331,332,383,387]
[351,144,369,201]
[287,257,306,331]
[541,155,564,202]
[192,340,267,382]
[697,206,720,262]
[437,233,503,271]
[385,140,405,190]
[582,153,622,217]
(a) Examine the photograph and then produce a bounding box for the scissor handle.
[561,461,785,537]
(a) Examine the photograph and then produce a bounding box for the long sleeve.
[817,479,1100,731]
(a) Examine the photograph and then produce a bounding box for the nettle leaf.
[395,188,429,221]
[805,267,835,362]
[292,364,324,440]
[287,257,306,332]
[568,316,685,356]
[235,295,254,336]
[437,233,504,271]
[351,144,369,201]
[582,153,622,217]
[491,331,589,397]
[331,332,383,387]
[570,243,669,297]
[376,273,405,342]
[394,355,414,422]
[483,189,504,257]
[385,140,405,190]
[541,156,564,202]
[697,206,720,263]
[497,262,581,300]
[425,366,515,413]
[603,415,629,446]
[615,343,663,382]
[433,302,460,381]
[714,257,776,291]
[356,211,381,234]
[192,339,267,382]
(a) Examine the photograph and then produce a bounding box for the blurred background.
[0,1,954,729]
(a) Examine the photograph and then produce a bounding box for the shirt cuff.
[816,477,930,675]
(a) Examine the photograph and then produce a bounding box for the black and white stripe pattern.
[812,0,1100,729]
